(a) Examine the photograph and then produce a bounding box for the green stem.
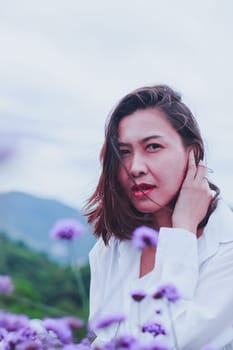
[3,294,70,317]
[67,241,88,309]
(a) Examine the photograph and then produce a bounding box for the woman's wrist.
[172,221,197,235]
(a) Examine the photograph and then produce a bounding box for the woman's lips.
[131,183,156,198]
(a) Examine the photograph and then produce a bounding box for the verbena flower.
[66,338,91,350]
[98,334,137,350]
[0,145,15,164]
[131,290,147,302]
[132,226,158,250]
[42,317,73,344]
[155,309,162,315]
[138,339,171,350]
[50,219,85,240]
[0,275,14,294]
[39,330,64,348]
[114,334,137,348]
[94,313,126,329]
[0,326,38,349]
[152,284,180,303]
[141,321,166,337]
[0,310,29,331]
[15,340,42,350]
[63,344,90,350]
[63,316,85,329]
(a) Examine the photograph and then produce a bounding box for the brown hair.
[84,85,220,244]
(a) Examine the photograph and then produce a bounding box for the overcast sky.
[0,0,233,209]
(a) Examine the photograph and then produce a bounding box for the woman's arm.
[155,229,233,349]
[155,150,233,348]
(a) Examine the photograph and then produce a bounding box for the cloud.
[0,134,101,208]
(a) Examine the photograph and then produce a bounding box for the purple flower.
[62,316,85,329]
[63,345,90,350]
[78,338,91,349]
[94,313,126,329]
[0,327,8,340]
[50,219,85,240]
[0,145,15,164]
[42,317,73,344]
[15,340,42,350]
[152,284,180,303]
[115,334,137,348]
[141,321,166,337]
[137,339,171,350]
[0,275,14,294]
[131,226,158,250]
[0,310,29,331]
[38,331,63,348]
[131,290,147,302]
[99,334,137,350]
[0,326,38,349]
[201,346,217,350]
[63,338,90,350]
[155,309,162,315]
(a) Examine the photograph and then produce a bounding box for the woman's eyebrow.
[141,135,163,143]
[118,135,163,147]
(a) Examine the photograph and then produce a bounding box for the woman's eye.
[147,143,161,151]
[119,149,130,157]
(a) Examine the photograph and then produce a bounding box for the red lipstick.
[131,183,156,198]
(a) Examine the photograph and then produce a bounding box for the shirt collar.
[116,200,233,268]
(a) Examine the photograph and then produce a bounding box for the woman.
[85,85,233,349]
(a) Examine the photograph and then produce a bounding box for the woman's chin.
[132,202,162,214]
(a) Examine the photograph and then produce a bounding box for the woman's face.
[118,108,189,216]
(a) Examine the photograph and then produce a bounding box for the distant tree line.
[0,232,90,321]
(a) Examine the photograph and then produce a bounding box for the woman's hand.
[172,149,213,235]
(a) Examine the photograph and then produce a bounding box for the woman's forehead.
[117,108,178,142]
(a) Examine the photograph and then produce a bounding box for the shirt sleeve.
[89,239,105,323]
[156,227,199,299]
[155,227,233,349]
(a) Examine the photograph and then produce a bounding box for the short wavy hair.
[84,85,220,244]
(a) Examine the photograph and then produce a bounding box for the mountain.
[0,232,90,319]
[0,191,96,265]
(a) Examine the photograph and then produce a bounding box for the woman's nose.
[130,154,148,178]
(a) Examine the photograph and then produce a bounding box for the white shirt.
[89,200,233,349]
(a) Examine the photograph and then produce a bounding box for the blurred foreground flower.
[93,313,126,330]
[42,317,73,344]
[141,321,167,337]
[0,144,16,165]
[152,284,180,303]
[98,334,137,350]
[132,226,158,250]
[0,310,29,331]
[0,275,14,294]
[0,311,86,349]
[131,290,147,302]
[98,335,170,350]
[50,219,86,240]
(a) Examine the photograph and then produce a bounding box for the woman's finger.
[195,160,208,182]
[184,149,197,182]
